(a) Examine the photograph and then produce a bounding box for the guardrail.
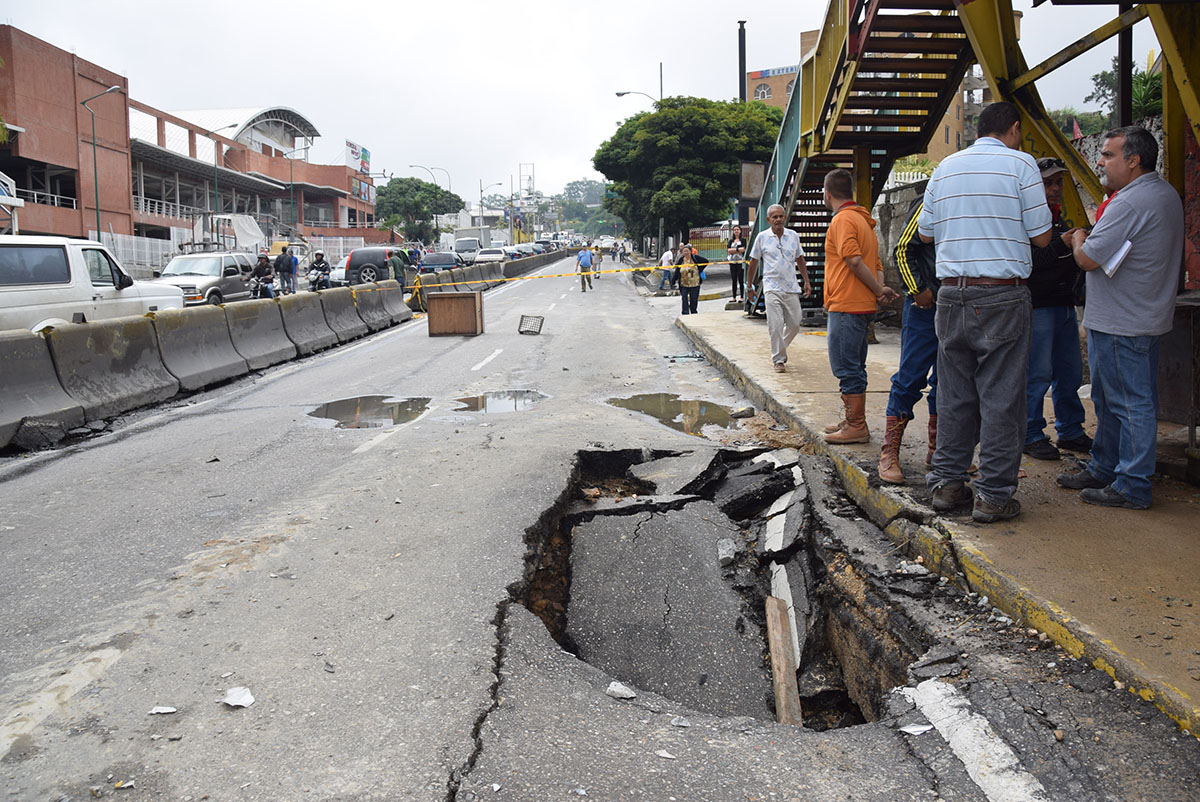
[134,196,205,219]
[15,188,77,209]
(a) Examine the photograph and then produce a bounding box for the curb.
[677,317,1199,736]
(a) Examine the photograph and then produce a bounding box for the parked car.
[502,246,521,261]
[417,251,467,273]
[474,247,507,264]
[0,235,184,331]
[329,255,351,286]
[338,246,413,285]
[150,251,254,306]
[515,243,536,258]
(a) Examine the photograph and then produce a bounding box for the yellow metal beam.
[1162,59,1185,197]
[853,147,873,208]
[1145,4,1200,149]
[1006,5,1149,93]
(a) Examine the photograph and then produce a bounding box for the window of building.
[945,125,950,144]
[754,83,772,100]
[956,131,962,150]
[786,79,795,97]
[956,104,960,120]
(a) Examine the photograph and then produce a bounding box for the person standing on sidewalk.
[918,101,1053,523]
[1056,126,1184,510]
[727,224,747,302]
[576,245,594,292]
[1022,157,1092,462]
[656,245,676,292]
[747,204,812,373]
[877,196,939,484]
[820,169,899,444]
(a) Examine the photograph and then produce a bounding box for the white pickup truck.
[0,235,184,332]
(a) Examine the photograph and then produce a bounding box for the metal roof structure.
[169,106,321,142]
[129,139,286,194]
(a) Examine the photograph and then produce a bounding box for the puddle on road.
[453,390,547,413]
[308,396,433,429]
[607,393,735,436]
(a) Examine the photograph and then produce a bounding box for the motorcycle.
[307,268,330,291]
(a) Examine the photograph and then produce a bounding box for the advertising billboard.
[346,140,371,174]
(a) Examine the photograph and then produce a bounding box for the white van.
[0,235,184,332]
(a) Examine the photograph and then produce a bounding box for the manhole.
[452,390,547,413]
[308,395,432,429]
[606,393,736,436]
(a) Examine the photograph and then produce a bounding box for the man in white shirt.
[657,245,676,292]
[747,204,812,372]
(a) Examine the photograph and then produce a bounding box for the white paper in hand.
[1101,240,1132,278]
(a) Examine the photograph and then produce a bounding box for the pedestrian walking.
[274,247,294,295]
[727,224,747,302]
[387,249,406,283]
[1056,126,1184,510]
[576,245,594,292]
[876,198,939,484]
[747,204,812,372]
[678,248,702,314]
[657,245,676,292]
[1022,157,1092,462]
[918,101,1053,523]
[820,169,899,445]
[593,244,602,279]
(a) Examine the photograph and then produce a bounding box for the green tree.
[374,178,464,243]
[1045,107,1110,138]
[593,97,783,240]
[563,178,605,205]
[1085,55,1163,126]
[893,154,937,176]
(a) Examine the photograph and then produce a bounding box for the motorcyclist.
[246,253,275,299]
[308,251,331,290]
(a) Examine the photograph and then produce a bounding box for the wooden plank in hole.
[765,595,804,726]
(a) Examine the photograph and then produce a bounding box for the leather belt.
[941,277,1027,287]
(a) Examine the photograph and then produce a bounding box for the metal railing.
[133,195,205,219]
[15,188,77,209]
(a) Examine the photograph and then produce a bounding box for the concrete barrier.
[464,265,486,292]
[320,287,370,342]
[279,292,339,355]
[152,306,249,391]
[352,282,393,332]
[0,329,85,449]
[489,263,506,286]
[45,315,179,420]
[376,280,414,324]
[224,298,298,370]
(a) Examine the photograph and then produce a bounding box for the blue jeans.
[657,267,676,290]
[1083,330,1159,507]
[680,285,700,314]
[887,295,937,419]
[1025,306,1086,444]
[826,311,872,395]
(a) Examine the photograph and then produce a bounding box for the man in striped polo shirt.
[917,102,1053,523]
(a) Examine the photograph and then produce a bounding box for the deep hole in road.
[308,395,432,428]
[511,446,919,730]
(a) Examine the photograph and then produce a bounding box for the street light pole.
[433,167,452,193]
[80,85,124,241]
[409,164,438,188]
[206,123,238,241]
[615,90,658,107]
[283,145,309,232]
[479,181,501,228]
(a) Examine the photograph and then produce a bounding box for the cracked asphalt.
[2,262,1198,800]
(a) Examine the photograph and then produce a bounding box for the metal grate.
[518,314,544,335]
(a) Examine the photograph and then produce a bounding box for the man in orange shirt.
[822,168,899,444]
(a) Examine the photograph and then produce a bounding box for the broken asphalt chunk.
[147,706,177,715]
[629,449,727,496]
[715,468,795,520]
[605,681,637,699]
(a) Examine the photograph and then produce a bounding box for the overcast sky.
[7,1,1159,200]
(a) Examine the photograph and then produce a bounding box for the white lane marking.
[547,303,556,312]
[768,568,802,667]
[351,407,434,455]
[1,648,123,759]
[471,349,503,371]
[559,293,566,299]
[899,680,1050,802]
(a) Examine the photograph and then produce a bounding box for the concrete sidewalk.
[677,308,1200,736]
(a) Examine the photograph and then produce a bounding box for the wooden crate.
[427,291,484,336]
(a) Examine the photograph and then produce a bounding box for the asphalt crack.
[446,599,509,801]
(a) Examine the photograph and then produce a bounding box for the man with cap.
[1022,157,1092,461]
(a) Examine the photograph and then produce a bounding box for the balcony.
[134,195,205,220]
[15,188,77,209]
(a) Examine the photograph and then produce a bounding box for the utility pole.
[738,22,747,102]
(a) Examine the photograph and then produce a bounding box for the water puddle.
[452,390,547,413]
[607,393,735,436]
[308,396,433,429]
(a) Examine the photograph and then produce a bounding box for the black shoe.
[973,496,1021,523]
[1081,486,1149,510]
[1055,469,1107,490]
[1056,434,1093,453]
[931,481,973,512]
[1022,439,1060,460]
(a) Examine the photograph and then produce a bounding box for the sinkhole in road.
[514,447,918,730]
[307,396,433,429]
[605,393,736,436]
[452,390,548,413]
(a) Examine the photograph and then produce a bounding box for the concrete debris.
[752,448,800,469]
[220,687,255,708]
[655,749,677,760]
[729,406,755,419]
[670,716,691,728]
[764,491,794,519]
[898,562,931,576]
[714,468,794,520]
[605,681,637,700]
[629,450,727,496]
[899,723,933,735]
[717,538,737,566]
[148,705,177,715]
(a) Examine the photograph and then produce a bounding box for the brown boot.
[824,417,847,434]
[878,416,908,484]
[926,414,937,467]
[825,394,870,444]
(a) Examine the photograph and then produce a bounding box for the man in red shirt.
[821,169,899,444]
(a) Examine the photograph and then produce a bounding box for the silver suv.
[151,252,254,305]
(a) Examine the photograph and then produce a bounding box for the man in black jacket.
[877,196,939,484]
[1023,158,1092,460]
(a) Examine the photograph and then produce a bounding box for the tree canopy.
[374,177,464,242]
[593,97,783,241]
[563,178,605,206]
[1085,55,1163,127]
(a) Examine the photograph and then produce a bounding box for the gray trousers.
[926,284,1031,506]
[765,290,803,366]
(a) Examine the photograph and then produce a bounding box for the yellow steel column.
[853,147,873,208]
[1162,59,1186,197]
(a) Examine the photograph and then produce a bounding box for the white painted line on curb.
[1,648,123,760]
[471,349,503,372]
[899,680,1050,802]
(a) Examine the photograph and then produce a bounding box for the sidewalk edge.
[677,317,1199,737]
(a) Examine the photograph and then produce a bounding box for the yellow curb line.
[676,316,1200,738]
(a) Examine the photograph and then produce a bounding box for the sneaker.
[1022,439,1060,460]
[773,363,786,373]
[1055,469,1107,490]
[931,480,973,511]
[973,496,1021,523]
[1056,434,1093,453]
[1080,485,1149,510]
